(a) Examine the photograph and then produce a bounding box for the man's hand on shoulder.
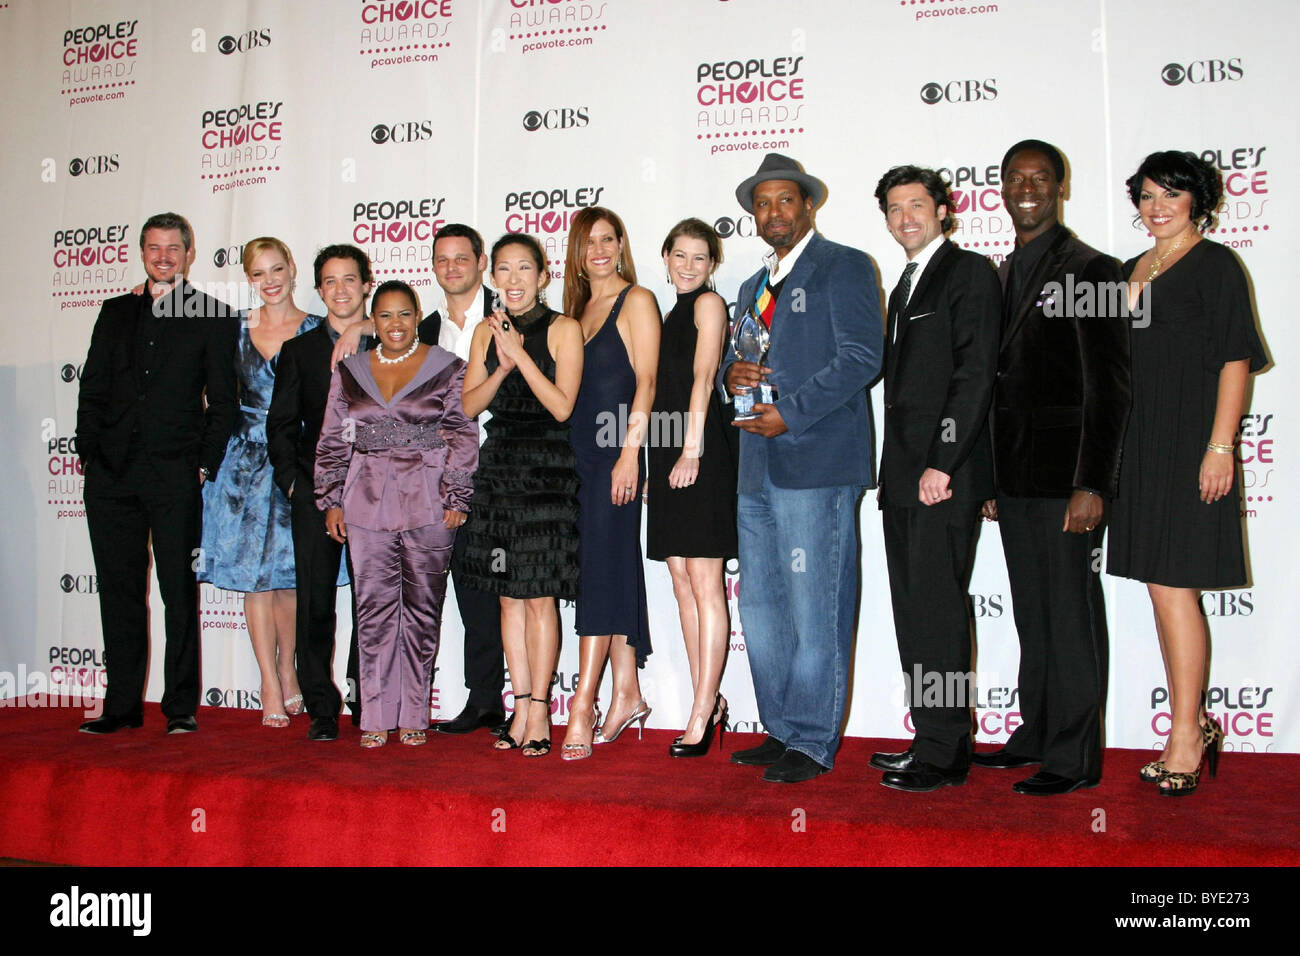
[732,402,787,438]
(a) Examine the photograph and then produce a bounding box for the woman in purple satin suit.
[315,281,479,748]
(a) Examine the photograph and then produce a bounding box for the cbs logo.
[60,574,98,594]
[371,121,434,145]
[713,215,756,239]
[1161,59,1242,86]
[60,364,82,383]
[522,108,590,132]
[213,245,244,268]
[920,80,998,105]
[218,30,271,55]
[68,155,120,177]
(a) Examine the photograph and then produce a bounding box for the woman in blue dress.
[199,237,323,727]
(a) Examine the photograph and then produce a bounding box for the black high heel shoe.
[669,695,727,758]
[521,696,552,757]
[493,692,529,750]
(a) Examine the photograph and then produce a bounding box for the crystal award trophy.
[731,308,776,421]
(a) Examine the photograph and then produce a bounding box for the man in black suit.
[267,244,373,741]
[76,212,237,734]
[330,224,506,736]
[872,167,1001,791]
[975,140,1130,795]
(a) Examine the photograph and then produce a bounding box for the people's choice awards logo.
[1199,145,1270,249]
[351,197,448,283]
[937,160,1012,257]
[359,0,454,69]
[199,101,284,192]
[51,224,132,301]
[61,20,140,105]
[1239,412,1276,519]
[496,0,611,56]
[503,185,606,267]
[695,55,807,156]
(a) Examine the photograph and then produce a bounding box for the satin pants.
[348,523,455,732]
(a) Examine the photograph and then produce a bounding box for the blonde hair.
[242,236,295,278]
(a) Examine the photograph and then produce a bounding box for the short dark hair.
[370,279,421,316]
[433,223,484,261]
[140,212,194,251]
[1001,139,1066,181]
[1125,150,1223,232]
[874,165,955,233]
[489,233,549,282]
[313,244,372,289]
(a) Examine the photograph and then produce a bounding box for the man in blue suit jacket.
[719,154,883,783]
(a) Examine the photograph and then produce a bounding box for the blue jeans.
[737,475,864,768]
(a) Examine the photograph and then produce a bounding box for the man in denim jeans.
[719,153,883,783]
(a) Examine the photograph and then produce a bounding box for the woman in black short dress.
[460,234,584,757]
[1108,151,1267,795]
[646,218,737,757]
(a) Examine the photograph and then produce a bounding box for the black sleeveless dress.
[569,286,652,662]
[459,303,580,599]
[646,286,738,560]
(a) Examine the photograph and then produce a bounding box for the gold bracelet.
[1206,441,1235,454]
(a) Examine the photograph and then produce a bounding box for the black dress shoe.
[434,704,508,735]
[165,715,199,734]
[869,748,915,772]
[1012,771,1099,795]
[879,760,968,792]
[79,714,143,734]
[762,749,830,783]
[307,716,339,741]
[971,748,1040,769]
[730,735,786,766]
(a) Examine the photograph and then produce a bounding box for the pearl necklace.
[1146,227,1194,281]
[375,339,419,364]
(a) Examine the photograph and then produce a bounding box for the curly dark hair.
[874,165,955,233]
[370,279,420,316]
[1125,150,1223,232]
[313,243,372,289]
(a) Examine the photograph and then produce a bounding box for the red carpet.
[1,702,1296,866]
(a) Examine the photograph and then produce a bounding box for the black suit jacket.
[879,240,1001,509]
[417,286,494,347]
[992,227,1130,498]
[268,322,348,499]
[76,281,238,478]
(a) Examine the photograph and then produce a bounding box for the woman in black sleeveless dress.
[647,219,737,757]
[460,234,584,757]
[558,208,662,760]
[1107,152,1267,795]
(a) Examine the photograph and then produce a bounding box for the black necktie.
[891,261,918,344]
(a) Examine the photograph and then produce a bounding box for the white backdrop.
[0,0,1291,755]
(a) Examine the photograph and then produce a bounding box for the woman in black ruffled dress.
[459,234,584,757]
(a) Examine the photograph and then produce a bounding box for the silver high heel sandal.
[594,700,651,744]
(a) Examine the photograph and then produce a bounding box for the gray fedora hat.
[735,153,827,213]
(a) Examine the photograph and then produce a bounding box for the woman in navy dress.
[647,219,737,757]
[1107,152,1267,795]
[559,208,661,760]
[460,234,584,756]
[198,237,320,727]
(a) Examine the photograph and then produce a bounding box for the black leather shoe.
[762,750,830,783]
[869,748,915,772]
[165,715,199,734]
[307,716,339,741]
[730,735,786,766]
[434,704,508,735]
[1012,771,1099,795]
[971,748,1040,769]
[880,760,968,792]
[79,714,143,734]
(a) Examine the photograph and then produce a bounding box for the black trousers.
[83,454,201,720]
[996,495,1107,780]
[448,515,505,712]
[290,470,360,721]
[882,498,981,769]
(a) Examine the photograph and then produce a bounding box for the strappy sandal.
[494,691,529,750]
[399,729,427,746]
[522,696,552,758]
[283,694,305,717]
[262,713,290,729]
[561,703,601,762]
[359,732,388,749]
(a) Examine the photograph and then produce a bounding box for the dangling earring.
[666,270,672,285]
[616,258,623,275]
[538,288,548,306]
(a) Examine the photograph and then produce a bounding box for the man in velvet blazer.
[719,153,883,784]
[975,140,1130,795]
[76,212,237,734]
[872,167,1000,791]
[267,244,373,740]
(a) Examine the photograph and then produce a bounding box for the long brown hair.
[563,207,638,317]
